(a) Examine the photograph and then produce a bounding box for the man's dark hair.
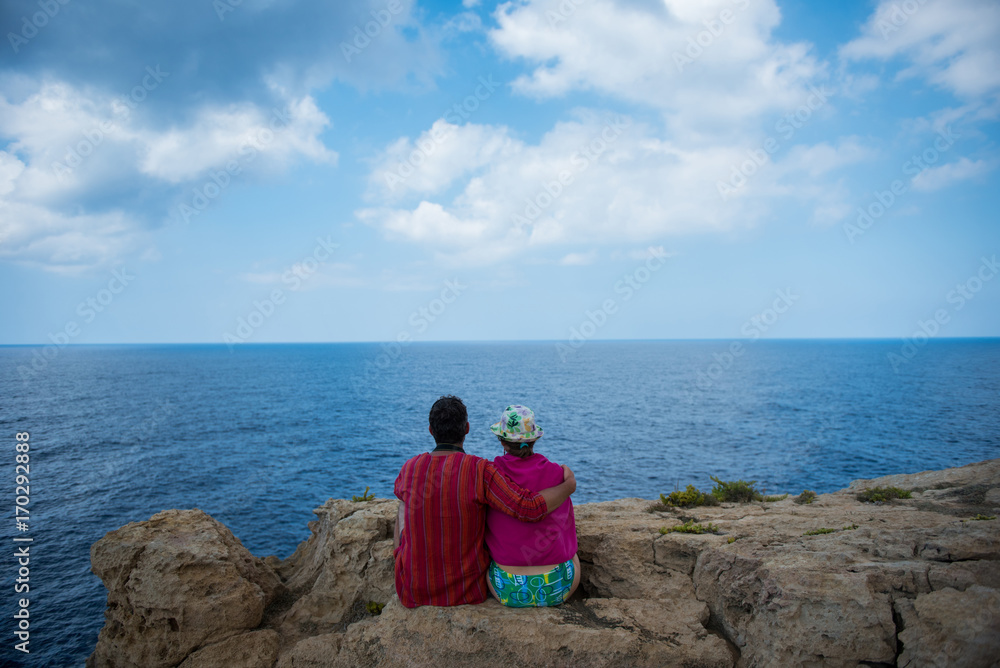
[429,395,468,444]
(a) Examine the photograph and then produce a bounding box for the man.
[393,395,576,608]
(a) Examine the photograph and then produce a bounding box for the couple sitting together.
[393,395,580,608]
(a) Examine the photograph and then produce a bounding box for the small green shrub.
[843,523,858,530]
[856,486,912,503]
[660,520,720,535]
[710,476,763,503]
[352,486,375,502]
[703,494,720,506]
[965,514,996,522]
[727,536,739,544]
[795,490,817,505]
[366,601,385,615]
[763,494,788,502]
[660,485,719,508]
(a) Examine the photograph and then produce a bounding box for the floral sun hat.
[490,405,543,443]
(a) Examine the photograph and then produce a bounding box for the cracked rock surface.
[89,459,999,667]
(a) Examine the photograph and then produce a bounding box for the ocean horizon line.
[1,336,999,347]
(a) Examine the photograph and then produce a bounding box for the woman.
[484,404,581,607]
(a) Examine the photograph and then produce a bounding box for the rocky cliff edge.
[87,459,1000,667]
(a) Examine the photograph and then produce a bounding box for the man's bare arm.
[538,465,576,514]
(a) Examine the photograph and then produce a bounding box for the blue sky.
[0,0,998,344]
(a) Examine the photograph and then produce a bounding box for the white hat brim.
[490,421,542,442]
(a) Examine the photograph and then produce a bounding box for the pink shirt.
[485,453,578,566]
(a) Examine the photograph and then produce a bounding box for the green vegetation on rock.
[965,514,996,522]
[660,520,720,535]
[352,486,375,502]
[653,476,787,512]
[795,490,817,505]
[366,601,385,615]
[659,485,719,508]
[710,476,763,503]
[856,486,912,503]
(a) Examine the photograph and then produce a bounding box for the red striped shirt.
[393,451,548,608]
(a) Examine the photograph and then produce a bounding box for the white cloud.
[359,114,868,262]
[559,251,597,266]
[355,1,893,261]
[369,120,519,199]
[443,11,483,34]
[141,96,335,183]
[0,194,139,274]
[0,82,335,272]
[911,157,993,191]
[489,0,826,136]
[0,150,24,197]
[362,201,492,247]
[779,138,873,178]
[841,0,1000,100]
[0,148,138,272]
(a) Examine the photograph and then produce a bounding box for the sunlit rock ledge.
[87,459,1000,667]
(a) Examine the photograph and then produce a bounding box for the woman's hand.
[561,465,576,494]
[539,466,577,514]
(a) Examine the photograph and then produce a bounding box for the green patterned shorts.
[488,558,575,608]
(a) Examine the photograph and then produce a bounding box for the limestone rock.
[320,597,734,668]
[694,548,898,666]
[178,629,280,668]
[88,509,284,668]
[273,632,343,668]
[87,459,1000,667]
[895,585,1000,668]
[685,460,1000,667]
[269,499,397,646]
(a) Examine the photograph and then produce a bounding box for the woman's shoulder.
[532,453,561,469]
[531,454,568,486]
[491,452,564,478]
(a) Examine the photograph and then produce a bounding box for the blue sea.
[1,340,999,665]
